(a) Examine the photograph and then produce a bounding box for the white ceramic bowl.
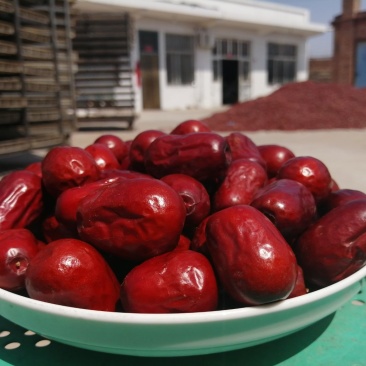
[0,265,365,357]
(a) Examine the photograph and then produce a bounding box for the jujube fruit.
[25,238,120,311]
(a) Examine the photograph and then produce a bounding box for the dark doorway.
[222,59,239,105]
[139,31,161,109]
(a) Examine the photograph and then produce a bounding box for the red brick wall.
[333,19,356,84]
[342,0,361,17]
[332,0,366,84]
[309,58,333,82]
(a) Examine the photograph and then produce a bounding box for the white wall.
[135,18,202,111]
[133,16,310,111]
[250,31,308,99]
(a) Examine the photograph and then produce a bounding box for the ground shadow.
[77,126,133,132]
[0,152,44,175]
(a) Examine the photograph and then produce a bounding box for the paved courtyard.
[1,108,366,194]
[71,109,366,194]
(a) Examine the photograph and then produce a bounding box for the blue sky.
[260,0,366,57]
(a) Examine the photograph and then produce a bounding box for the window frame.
[212,38,251,82]
[165,33,195,86]
[267,42,297,85]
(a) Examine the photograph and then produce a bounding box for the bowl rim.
[0,265,365,326]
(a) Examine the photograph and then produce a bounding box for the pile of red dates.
[1,119,366,313]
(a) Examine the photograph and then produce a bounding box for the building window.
[267,43,297,85]
[212,38,250,82]
[212,39,251,82]
[240,60,250,81]
[166,34,194,85]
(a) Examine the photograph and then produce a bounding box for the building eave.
[74,0,327,37]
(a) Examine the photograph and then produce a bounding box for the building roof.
[75,0,328,37]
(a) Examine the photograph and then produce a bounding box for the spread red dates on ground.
[0,119,365,314]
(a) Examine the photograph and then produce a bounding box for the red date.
[258,144,295,178]
[94,134,128,164]
[161,173,211,230]
[77,178,186,262]
[129,130,166,172]
[170,119,211,135]
[144,133,231,182]
[277,156,332,203]
[213,159,267,212]
[225,132,265,168]
[0,170,43,230]
[318,188,366,216]
[0,228,40,291]
[42,146,100,197]
[206,205,297,305]
[25,238,120,311]
[84,143,120,172]
[55,176,122,232]
[120,250,218,313]
[251,179,317,243]
[294,199,366,288]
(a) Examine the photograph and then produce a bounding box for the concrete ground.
[1,108,366,194]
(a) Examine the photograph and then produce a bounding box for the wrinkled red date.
[258,144,295,178]
[294,199,366,288]
[170,119,211,135]
[287,265,308,299]
[225,132,266,168]
[277,156,332,203]
[77,178,186,262]
[174,235,191,251]
[206,205,298,305]
[120,250,218,313]
[318,188,366,216]
[129,130,166,172]
[144,133,231,182]
[84,143,120,172]
[55,176,122,231]
[213,159,267,212]
[42,215,78,243]
[94,134,128,164]
[25,162,42,178]
[160,173,211,229]
[42,146,100,197]
[99,169,153,181]
[190,216,210,256]
[0,228,40,291]
[25,238,120,311]
[251,179,317,243]
[0,170,43,230]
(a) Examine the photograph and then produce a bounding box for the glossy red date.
[144,132,231,182]
[213,159,267,212]
[120,250,218,313]
[77,178,186,262]
[206,205,298,306]
[0,170,43,230]
[295,199,366,288]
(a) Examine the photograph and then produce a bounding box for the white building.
[74,0,327,115]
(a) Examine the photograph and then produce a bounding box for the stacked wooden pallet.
[73,12,136,130]
[29,0,77,131]
[0,0,76,156]
[0,0,25,142]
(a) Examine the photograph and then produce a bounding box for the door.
[222,59,239,105]
[238,60,251,102]
[139,31,160,109]
[355,42,366,88]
